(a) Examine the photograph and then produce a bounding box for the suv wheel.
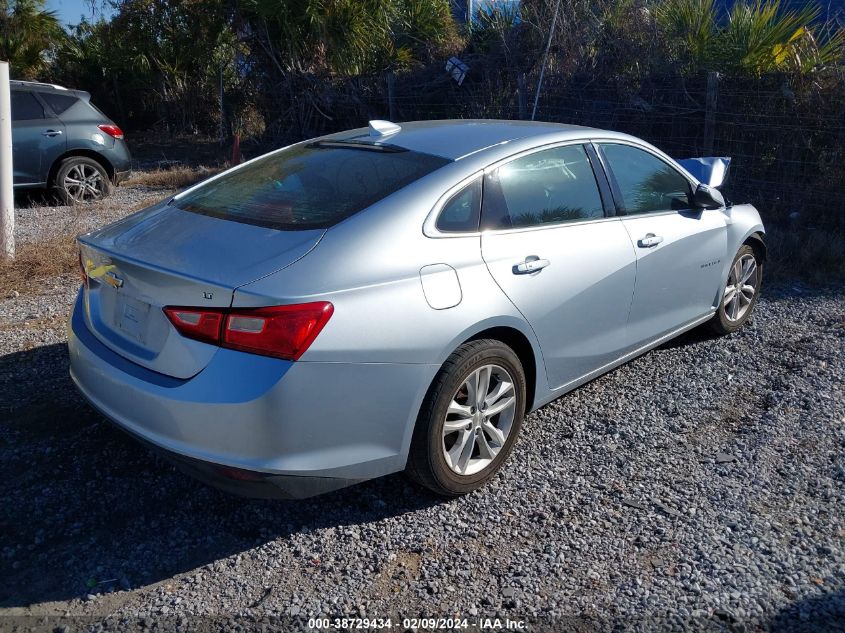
[406,340,526,496]
[54,157,113,205]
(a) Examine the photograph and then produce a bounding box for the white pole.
[0,61,13,262]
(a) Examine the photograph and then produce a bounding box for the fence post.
[517,73,527,120]
[218,64,225,145]
[386,71,396,121]
[0,61,13,262]
[703,71,719,156]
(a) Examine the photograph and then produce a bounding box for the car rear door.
[10,90,66,185]
[596,142,728,347]
[480,143,637,391]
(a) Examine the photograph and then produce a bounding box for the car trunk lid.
[79,201,324,378]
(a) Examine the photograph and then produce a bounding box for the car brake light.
[162,307,224,345]
[163,302,333,361]
[223,303,334,360]
[97,124,124,139]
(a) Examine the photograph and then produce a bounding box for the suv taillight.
[163,302,333,361]
[97,124,124,139]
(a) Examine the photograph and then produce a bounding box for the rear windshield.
[172,143,450,230]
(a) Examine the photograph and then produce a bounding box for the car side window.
[39,92,78,115]
[436,177,481,233]
[600,143,692,214]
[481,144,605,230]
[11,91,46,121]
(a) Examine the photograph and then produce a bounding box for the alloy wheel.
[441,364,517,476]
[723,253,758,322]
[63,164,106,203]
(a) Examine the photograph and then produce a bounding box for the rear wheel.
[708,244,762,335]
[54,157,113,205]
[406,340,526,496]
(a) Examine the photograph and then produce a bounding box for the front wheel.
[708,244,762,335]
[406,339,526,496]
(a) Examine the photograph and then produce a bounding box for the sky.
[44,0,114,28]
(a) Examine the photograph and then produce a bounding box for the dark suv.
[11,81,131,204]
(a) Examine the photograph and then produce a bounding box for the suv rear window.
[173,143,450,230]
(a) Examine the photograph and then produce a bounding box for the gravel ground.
[1,186,844,631]
[12,185,177,246]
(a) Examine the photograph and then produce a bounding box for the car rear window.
[39,92,79,115]
[173,143,450,230]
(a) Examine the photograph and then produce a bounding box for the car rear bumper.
[67,289,437,498]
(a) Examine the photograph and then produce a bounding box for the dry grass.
[125,165,223,189]
[0,233,80,297]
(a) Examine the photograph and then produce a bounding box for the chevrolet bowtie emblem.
[103,270,124,289]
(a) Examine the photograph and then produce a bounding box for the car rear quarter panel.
[231,165,551,474]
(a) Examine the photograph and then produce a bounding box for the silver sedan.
[69,120,765,498]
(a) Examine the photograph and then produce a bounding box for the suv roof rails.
[10,80,69,91]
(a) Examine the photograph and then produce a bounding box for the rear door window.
[482,144,606,230]
[173,143,450,230]
[11,92,45,121]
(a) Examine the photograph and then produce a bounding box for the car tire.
[406,339,527,496]
[54,156,113,205]
[708,244,762,335]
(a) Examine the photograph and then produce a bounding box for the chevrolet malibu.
[69,120,765,498]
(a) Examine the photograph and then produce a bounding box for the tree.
[244,0,458,77]
[0,0,65,79]
[654,0,845,75]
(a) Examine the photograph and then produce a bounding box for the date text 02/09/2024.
[306,617,528,630]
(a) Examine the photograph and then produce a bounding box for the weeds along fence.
[256,68,845,234]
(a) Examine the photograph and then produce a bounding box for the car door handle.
[513,256,550,275]
[42,130,63,137]
[638,233,664,248]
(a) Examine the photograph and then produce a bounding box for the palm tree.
[654,0,719,70]
[654,0,844,75]
[721,0,844,75]
[0,0,65,79]
[244,0,457,77]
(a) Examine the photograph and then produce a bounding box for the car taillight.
[97,124,124,139]
[162,307,224,345]
[163,302,333,361]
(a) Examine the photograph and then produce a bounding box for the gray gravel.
[0,186,843,631]
[12,184,175,246]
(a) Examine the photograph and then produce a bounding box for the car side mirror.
[692,183,725,209]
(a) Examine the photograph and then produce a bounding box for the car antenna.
[368,120,401,137]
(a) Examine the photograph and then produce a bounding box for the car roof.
[328,119,607,161]
[10,80,90,100]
